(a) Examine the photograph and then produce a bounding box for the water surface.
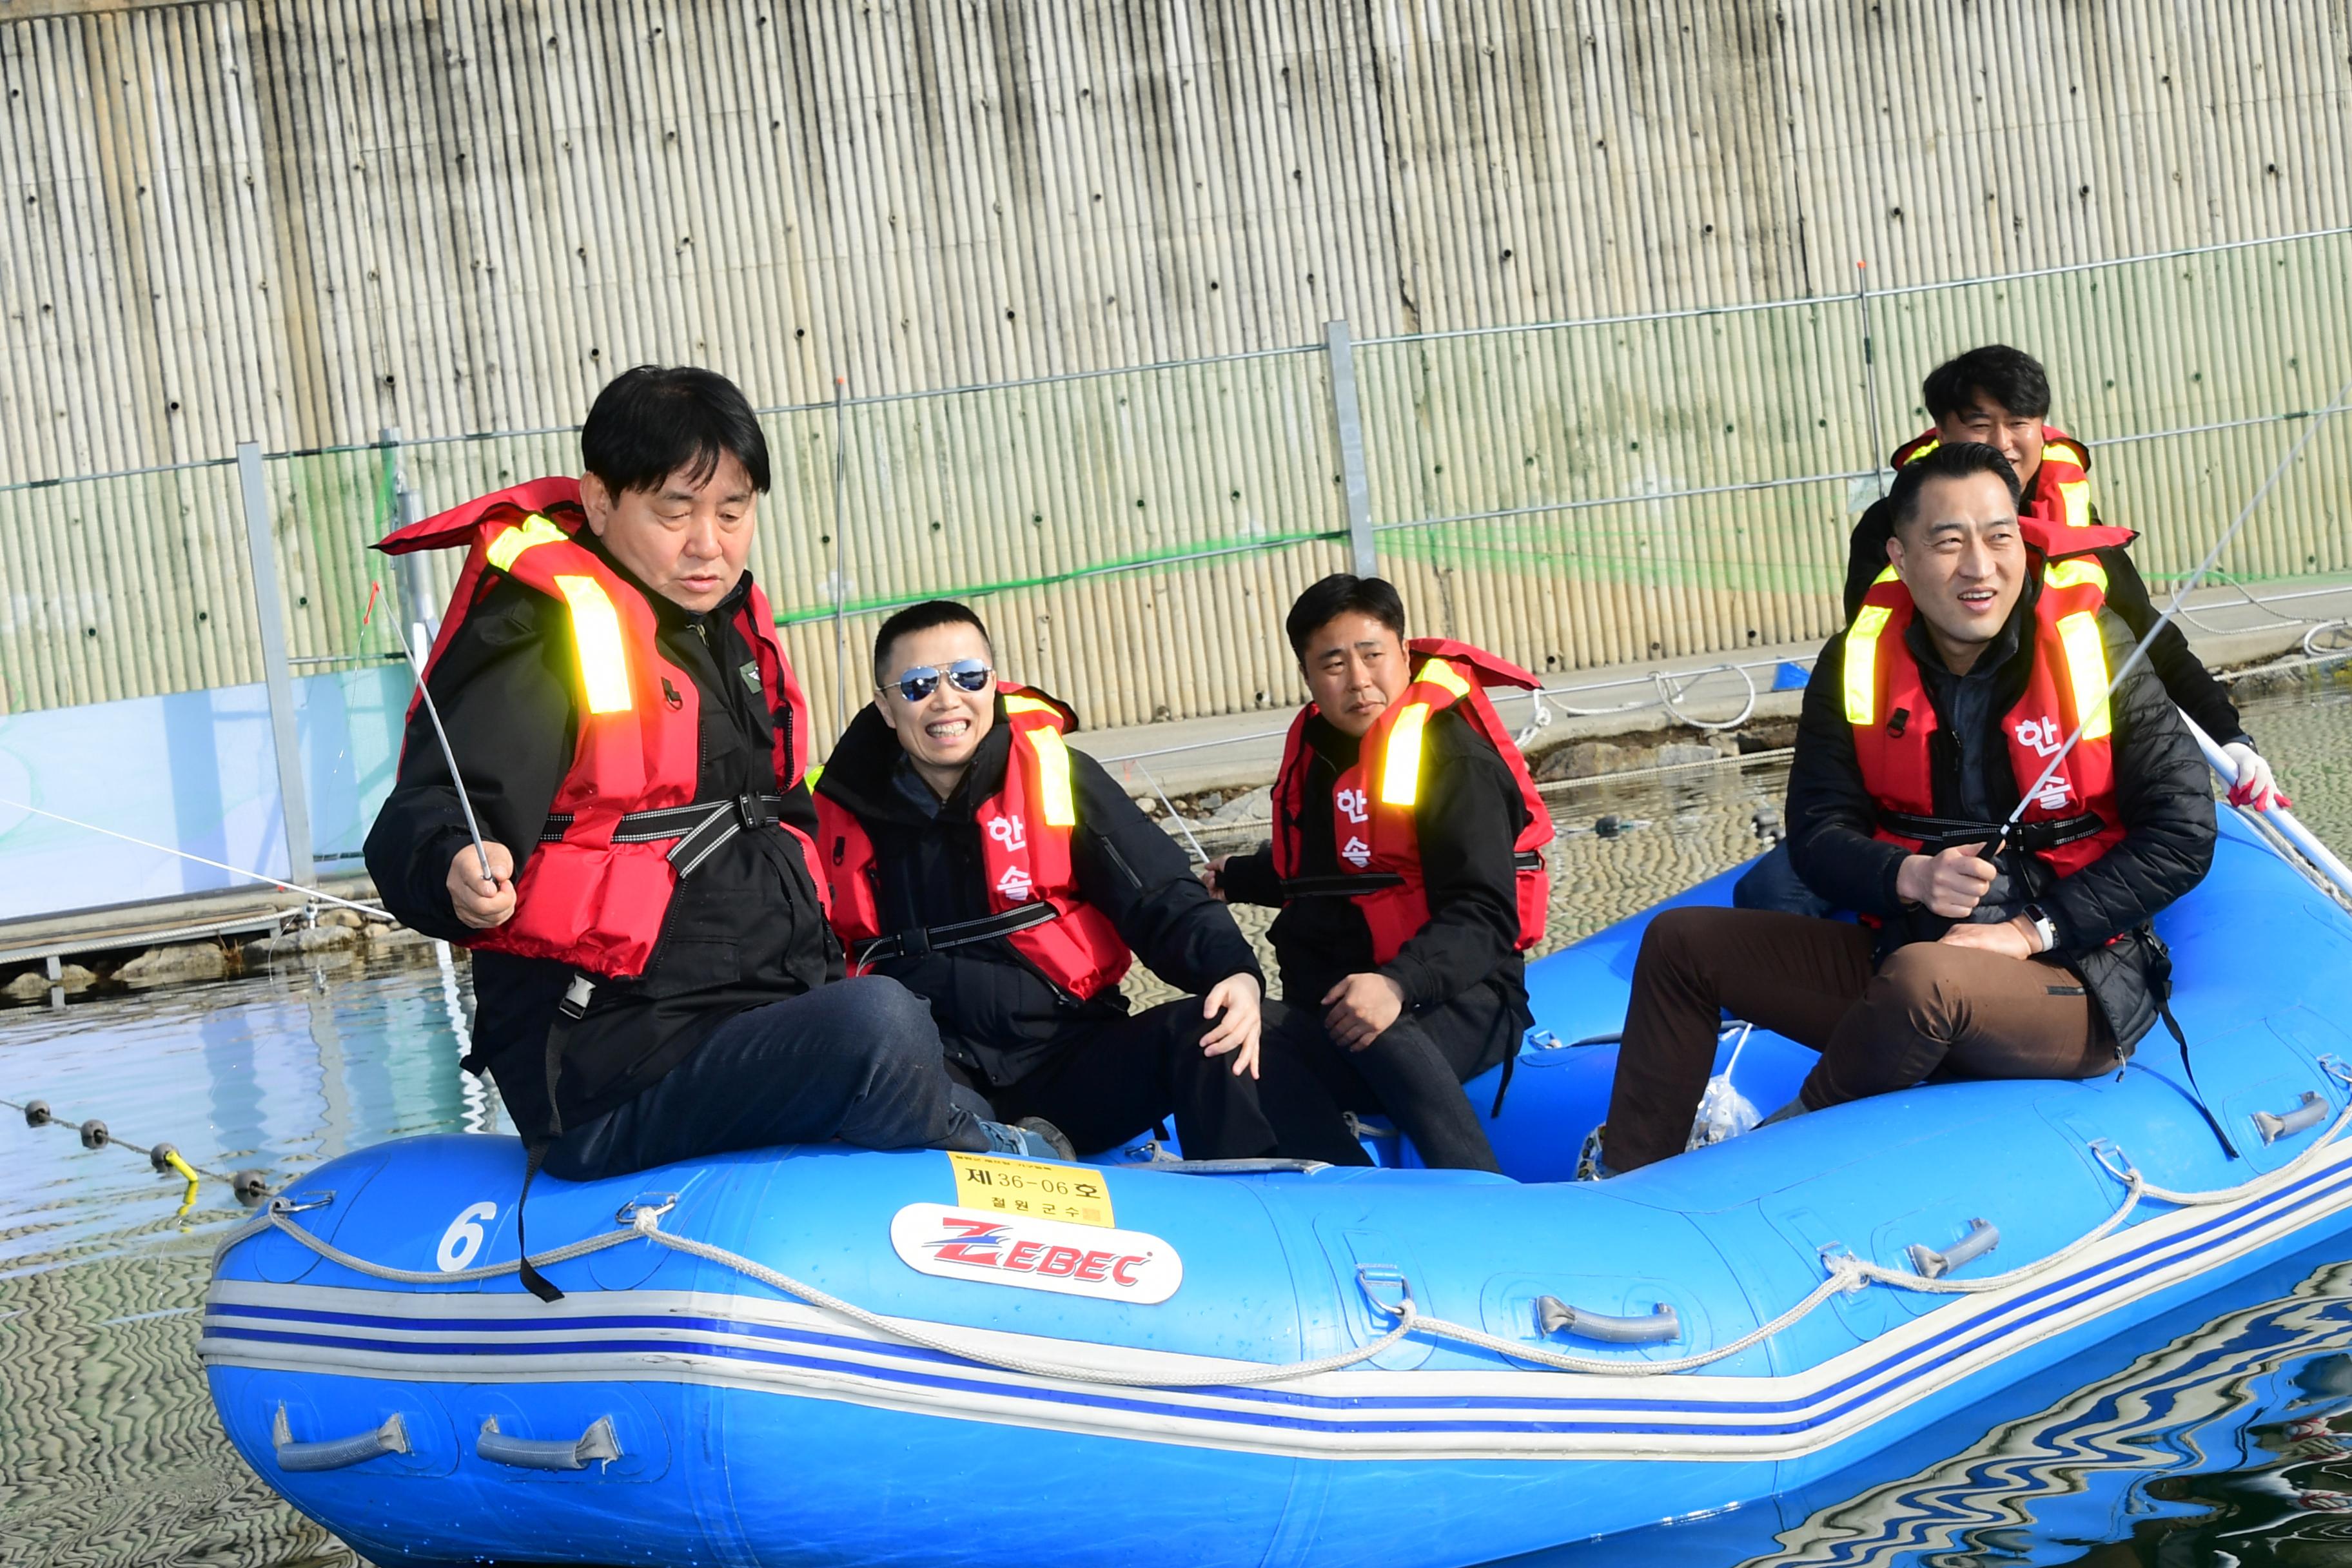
[6,674,2352,1566]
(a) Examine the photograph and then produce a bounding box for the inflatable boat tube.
[202,811,2352,1567]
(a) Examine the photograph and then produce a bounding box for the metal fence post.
[1854,262,1890,493]
[381,425,436,647]
[1324,319,1378,577]
[830,376,849,734]
[236,439,315,886]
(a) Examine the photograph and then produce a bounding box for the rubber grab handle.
[477,1415,622,1471]
[1908,1218,1999,1279]
[272,1404,409,1472]
[1534,1296,1681,1344]
[2253,1091,2328,1145]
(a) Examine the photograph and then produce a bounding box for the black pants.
[1730,840,1836,919]
[973,997,1284,1161]
[1257,996,1509,1173]
[544,977,993,1181]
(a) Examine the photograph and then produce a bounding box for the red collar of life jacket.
[1891,424,2135,557]
[1272,638,1553,965]
[373,477,821,979]
[812,684,1132,1001]
[1843,556,2127,878]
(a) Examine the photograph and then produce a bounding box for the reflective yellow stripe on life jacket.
[1026,727,1076,827]
[2055,612,2112,740]
[2057,478,2092,529]
[553,574,634,714]
[1419,659,1473,701]
[1378,702,1433,807]
[486,513,569,572]
[2044,558,2108,594]
[1845,604,1892,727]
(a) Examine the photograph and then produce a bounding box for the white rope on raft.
[215,1074,2352,1388]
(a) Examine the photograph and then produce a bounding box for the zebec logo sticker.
[890,1204,1182,1304]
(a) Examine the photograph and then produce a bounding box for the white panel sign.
[889,1203,1182,1304]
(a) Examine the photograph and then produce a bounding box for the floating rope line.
[6,1096,271,1215]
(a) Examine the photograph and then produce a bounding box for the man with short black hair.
[1738,343,2274,916]
[1602,442,2215,1173]
[1204,574,1554,1171]
[811,600,1283,1159]
[366,368,1050,1208]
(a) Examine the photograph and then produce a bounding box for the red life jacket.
[375,476,823,980]
[1891,424,2121,556]
[1843,554,2128,877]
[813,685,1133,1001]
[1272,638,1553,966]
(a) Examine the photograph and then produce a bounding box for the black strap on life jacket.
[854,900,1061,966]
[1876,808,2108,856]
[1489,1047,1518,1120]
[1281,850,1542,901]
[2145,934,2237,1159]
[540,792,790,878]
[513,971,594,1305]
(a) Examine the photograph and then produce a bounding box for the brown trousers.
[1603,907,2122,1171]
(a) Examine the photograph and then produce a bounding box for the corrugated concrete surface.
[2,2,2348,744]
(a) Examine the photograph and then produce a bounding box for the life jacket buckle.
[558,974,596,1020]
[734,793,772,831]
[897,925,933,958]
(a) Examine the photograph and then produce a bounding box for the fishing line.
[0,798,387,918]
[1990,371,2352,857]
[366,580,494,885]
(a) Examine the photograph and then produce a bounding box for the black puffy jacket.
[1786,583,2217,1050]
[813,698,1262,1086]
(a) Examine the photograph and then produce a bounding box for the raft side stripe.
[200,1149,2352,1454]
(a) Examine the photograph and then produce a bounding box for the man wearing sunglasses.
[811,600,1284,1160]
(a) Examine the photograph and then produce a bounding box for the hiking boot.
[1015,1116,1077,1162]
[976,1117,1073,1162]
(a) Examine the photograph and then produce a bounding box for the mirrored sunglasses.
[886,659,994,702]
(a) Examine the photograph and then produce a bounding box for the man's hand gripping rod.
[1986,373,2352,862]
[371,582,494,886]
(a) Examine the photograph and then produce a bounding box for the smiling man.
[810,600,1284,1159]
[366,370,1048,1291]
[1598,442,2215,1173]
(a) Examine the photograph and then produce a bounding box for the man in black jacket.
[1601,442,2215,1173]
[365,368,1052,1188]
[812,600,1286,1160]
[1204,576,1545,1172]
[1739,344,2274,915]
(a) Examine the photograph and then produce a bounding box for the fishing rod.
[0,797,387,918]
[368,581,494,887]
[1990,371,2352,859]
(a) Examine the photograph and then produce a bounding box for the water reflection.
[2,674,2351,1565]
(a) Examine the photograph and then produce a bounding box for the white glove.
[2224,741,2288,810]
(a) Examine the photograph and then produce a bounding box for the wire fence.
[3,226,2349,743]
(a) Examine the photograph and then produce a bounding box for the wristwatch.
[2023,903,2057,954]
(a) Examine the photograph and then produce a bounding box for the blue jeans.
[1732,841,1836,919]
[544,977,992,1181]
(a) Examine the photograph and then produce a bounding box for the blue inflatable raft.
[202,808,2352,1567]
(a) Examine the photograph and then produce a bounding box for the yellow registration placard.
[946,1153,1115,1228]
